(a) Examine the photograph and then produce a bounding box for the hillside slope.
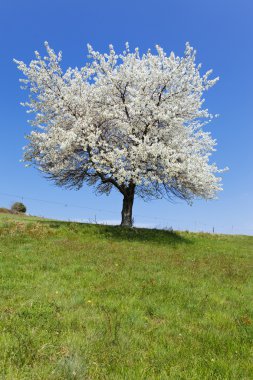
[0,213,253,379]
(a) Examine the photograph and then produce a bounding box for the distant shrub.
[11,202,27,214]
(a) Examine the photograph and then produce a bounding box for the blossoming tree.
[15,42,224,227]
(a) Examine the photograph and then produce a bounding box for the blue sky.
[0,0,252,234]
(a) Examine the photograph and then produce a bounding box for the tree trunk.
[121,185,135,227]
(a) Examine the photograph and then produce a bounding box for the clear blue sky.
[0,0,252,234]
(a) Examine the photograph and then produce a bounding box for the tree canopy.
[15,42,224,226]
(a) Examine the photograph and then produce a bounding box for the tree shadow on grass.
[41,220,191,246]
[97,225,191,246]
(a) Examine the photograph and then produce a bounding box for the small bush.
[11,202,27,214]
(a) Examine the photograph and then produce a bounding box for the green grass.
[0,213,252,379]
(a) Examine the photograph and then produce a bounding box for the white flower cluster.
[14,42,224,202]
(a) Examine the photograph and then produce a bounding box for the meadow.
[0,212,252,379]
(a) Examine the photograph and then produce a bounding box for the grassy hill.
[0,212,252,379]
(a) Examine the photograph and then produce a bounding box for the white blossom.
[14,42,225,226]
